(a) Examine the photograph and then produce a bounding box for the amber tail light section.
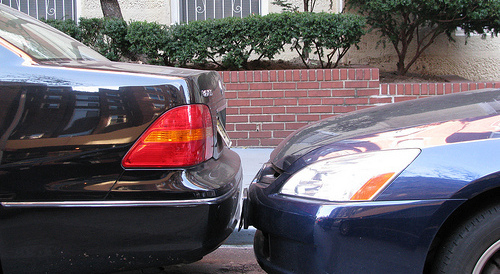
[122,104,214,168]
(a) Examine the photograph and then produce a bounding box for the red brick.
[251,99,274,106]
[340,69,348,80]
[239,72,246,82]
[249,83,273,90]
[262,123,284,130]
[277,70,285,81]
[310,106,333,113]
[293,70,301,81]
[368,80,380,88]
[309,70,317,81]
[228,131,249,139]
[238,91,261,98]
[263,106,286,114]
[250,115,272,122]
[388,84,397,95]
[317,70,324,81]
[331,69,340,81]
[240,107,263,114]
[285,90,308,97]
[369,97,392,104]
[269,71,277,82]
[275,98,298,106]
[334,106,356,113]
[404,84,413,95]
[308,90,332,97]
[436,84,444,95]
[262,90,284,98]
[225,91,237,99]
[372,69,379,80]
[321,82,344,89]
[261,138,283,147]
[298,98,322,105]
[325,70,334,81]
[420,84,429,95]
[445,83,453,94]
[322,98,344,105]
[227,116,248,123]
[228,99,250,107]
[348,69,356,80]
[274,130,295,138]
[286,106,309,114]
[345,81,368,88]
[220,71,230,83]
[236,124,258,131]
[226,108,238,115]
[226,83,249,91]
[262,71,271,82]
[225,124,234,131]
[332,89,356,97]
[297,114,321,122]
[254,71,263,82]
[274,83,296,90]
[285,71,293,81]
[249,131,272,138]
[286,122,309,130]
[380,84,388,95]
[297,82,320,89]
[345,98,369,105]
[230,71,238,83]
[245,71,254,82]
[428,84,436,95]
[357,89,380,96]
[273,115,296,122]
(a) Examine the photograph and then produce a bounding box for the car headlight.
[280,149,421,201]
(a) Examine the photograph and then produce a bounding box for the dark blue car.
[244,89,500,273]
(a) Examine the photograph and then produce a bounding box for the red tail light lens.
[122,104,214,168]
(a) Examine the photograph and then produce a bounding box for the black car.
[0,4,242,273]
[244,89,500,273]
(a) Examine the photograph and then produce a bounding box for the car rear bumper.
[0,148,243,273]
[247,182,464,274]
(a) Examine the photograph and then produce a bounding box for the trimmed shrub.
[45,12,366,69]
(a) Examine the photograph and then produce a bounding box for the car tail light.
[122,104,214,168]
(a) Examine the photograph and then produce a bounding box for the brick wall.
[219,68,500,147]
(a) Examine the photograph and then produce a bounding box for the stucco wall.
[79,0,170,24]
[345,31,500,81]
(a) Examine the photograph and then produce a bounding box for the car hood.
[271,89,500,170]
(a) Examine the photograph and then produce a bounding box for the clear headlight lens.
[280,149,421,201]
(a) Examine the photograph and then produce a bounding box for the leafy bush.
[45,12,366,69]
[347,0,500,75]
[127,21,169,64]
[286,12,366,68]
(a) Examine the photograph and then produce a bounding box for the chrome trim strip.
[1,189,237,208]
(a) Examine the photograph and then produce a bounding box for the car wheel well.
[423,187,500,273]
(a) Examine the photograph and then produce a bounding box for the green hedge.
[44,12,366,69]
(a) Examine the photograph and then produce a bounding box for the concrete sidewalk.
[232,147,273,189]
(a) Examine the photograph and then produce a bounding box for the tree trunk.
[100,0,123,19]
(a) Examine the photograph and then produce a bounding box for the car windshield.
[0,5,107,62]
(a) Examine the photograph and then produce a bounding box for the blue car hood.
[271,89,500,170]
